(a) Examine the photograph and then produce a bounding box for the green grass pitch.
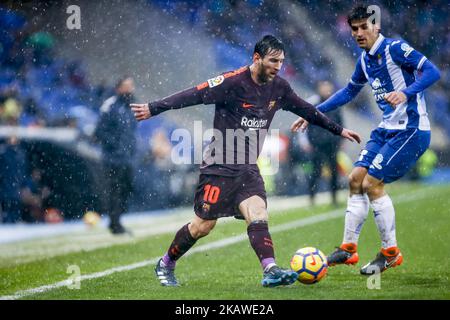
[1,183,449,300]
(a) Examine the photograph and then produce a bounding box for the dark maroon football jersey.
[149,66,343,176]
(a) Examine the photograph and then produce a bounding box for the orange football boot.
[360,246,403,275]
[327,243,359,266]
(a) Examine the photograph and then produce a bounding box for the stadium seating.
[1,1,449,223]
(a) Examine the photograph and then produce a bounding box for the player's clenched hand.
[341,128,362,144]
[290,117,309,132]
[384,91,407,108]
[130,103,151,121]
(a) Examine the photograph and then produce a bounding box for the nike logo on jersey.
[242,102,255,108]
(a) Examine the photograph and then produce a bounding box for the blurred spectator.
[297,81,344,206]
[0,135,27,223]
[20,168,52,222]
[0,87,22,125]
[25,31,55,67]
[93,76,137,235]
[136,130,176,209]
[18,97,46,127]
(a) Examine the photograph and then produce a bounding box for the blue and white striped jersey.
[351,34,429,130]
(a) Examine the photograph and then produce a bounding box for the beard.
[257,64,271,83]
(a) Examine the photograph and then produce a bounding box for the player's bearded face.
[257,49,285,83]
[350,19,380,50]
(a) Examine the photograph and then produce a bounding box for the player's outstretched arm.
[130,86,206,122]
[384,60,441,108]
[385,41,441,108]
[290,117,309,133]
[129,72,234,122]
[340,128,361,144]
[131,103,151,121]
[283,85,361,143]
[290,81,363,132]
[291,118,361,144]
[316,82,363,113]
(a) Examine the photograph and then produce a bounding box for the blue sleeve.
[316,82,363,113]
[350,56,368,86]
[389,40,427,71]
[402,60,441,98]
[389,40,440,98]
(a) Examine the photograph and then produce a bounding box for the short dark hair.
[254,35,284,58]
[347,5,373,26]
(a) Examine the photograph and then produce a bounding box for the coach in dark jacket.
[94,77,137,234]
[298,80,344,206]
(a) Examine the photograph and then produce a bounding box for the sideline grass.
[1,183,449,299]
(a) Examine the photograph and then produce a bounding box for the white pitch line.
[0,187,438,300]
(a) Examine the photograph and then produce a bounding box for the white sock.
[343,194,370,244]
[263,263,277,272]
[371,194,397,249]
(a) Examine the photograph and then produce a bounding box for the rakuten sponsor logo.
[169,121,280,174]
[241,116,268,129]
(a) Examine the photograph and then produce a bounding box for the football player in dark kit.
[131,35,361,287]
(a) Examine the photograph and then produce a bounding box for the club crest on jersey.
[268,100,276,111]
[207,75,225,88]
[202,203,211,213]
[371,78,382,90]
[377,53,382,65]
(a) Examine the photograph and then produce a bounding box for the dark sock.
[247,220,276,271]
[163,223,197,268]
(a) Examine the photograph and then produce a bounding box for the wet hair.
[254,35,284,58]
[347,5,374,26]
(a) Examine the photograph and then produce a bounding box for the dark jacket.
[94,94,137,166]
[307,108,343,149]
[0,141,27,200]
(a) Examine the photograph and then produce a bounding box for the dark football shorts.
[194,170,267,220]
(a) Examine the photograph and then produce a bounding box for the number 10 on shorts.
[203,184,221,204]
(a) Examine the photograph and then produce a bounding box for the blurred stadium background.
[0,0,449,239]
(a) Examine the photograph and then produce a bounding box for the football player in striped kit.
[291,5,441,275]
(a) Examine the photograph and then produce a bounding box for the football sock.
[247,220,276,271]
[342,194,370,245]
[381,246,400,257]
[371,194,397,249]
[163,223,197,269]
[340,242,357,253]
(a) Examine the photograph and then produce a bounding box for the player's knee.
[190,220,215,238]
[361,176,373,193]
[239,196,268,223]
[248,206,268,222]
[362,176,382,196]
[348,172,363,191]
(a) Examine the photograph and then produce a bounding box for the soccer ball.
[290,247,328,284]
